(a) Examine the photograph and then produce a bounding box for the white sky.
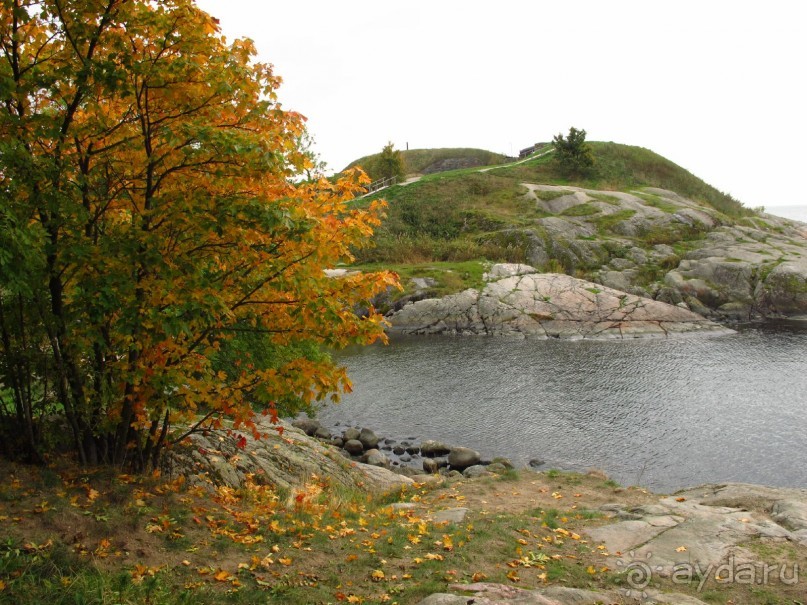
[193,0,806,209]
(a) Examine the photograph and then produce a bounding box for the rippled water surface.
[317,323,807,492]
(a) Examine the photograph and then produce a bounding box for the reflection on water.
[317,323,807,492]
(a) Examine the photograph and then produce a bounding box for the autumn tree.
[553,127,595,177]
[0,0,397,468]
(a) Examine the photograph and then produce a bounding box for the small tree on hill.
[553,127,595,177]
[374,142,406,182]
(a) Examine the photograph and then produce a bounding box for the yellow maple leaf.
[370,569,385,582]
[441,534,454,551]
[506,570,520,582]
[213,570,230,582]
[472,571,487,582]
[676,546,687,552]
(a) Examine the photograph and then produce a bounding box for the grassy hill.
[349,142,748,265]
[340,141,799,311]
[344,147,509,179]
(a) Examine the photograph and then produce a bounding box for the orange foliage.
[0,0,398,466]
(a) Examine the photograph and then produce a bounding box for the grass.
[344,147,509,176]
[0,459,633,605]
[347,141,755,276]
[588,192,622,206]
[4,458,806,605]
[352,171,542,265]
[352,260,488,299]
[590,209,637,234]
[635,190,681,213]
[533,189,575,202]
[495,142,749,218]
[561,203,600,217]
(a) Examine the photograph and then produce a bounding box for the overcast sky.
[193,0,806,209]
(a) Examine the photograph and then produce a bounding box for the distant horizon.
[765,204,807,223]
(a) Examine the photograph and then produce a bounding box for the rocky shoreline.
[291,416,537,481]
[162,416,807,605]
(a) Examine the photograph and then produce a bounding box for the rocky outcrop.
[388,264,732,339]
[582,482,807,600]
[664,223,807,318]
[417,583,710,604]
[417,481,807,605]
[162,419,414,495]
[516,184,807,319]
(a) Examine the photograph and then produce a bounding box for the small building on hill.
[519,142,547,159]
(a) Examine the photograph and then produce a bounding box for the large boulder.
[343,439,364,455]
[163,419,413,494]
[342,427,360,441]
[447,447,481,470]
[363,448,389,468]
[761,259,807,316]
[291,417,322,436]
[358,427,380,449]
[389,266,732,339]
[420,440,452,457]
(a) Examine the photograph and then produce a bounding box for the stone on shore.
[291,417,322,436]
[343,439,364,455]
[447,446,482,470]
[420,440,452,457]
[358,427,380,449]
[363,448,389,468]
[462,465,491,478]
[423,458,440,474]
[342,427,360,441]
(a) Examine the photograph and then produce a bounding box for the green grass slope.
[343,142,768,302]
[345,147,509,178]
[350,142,751,265]
[513,142,748,218]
